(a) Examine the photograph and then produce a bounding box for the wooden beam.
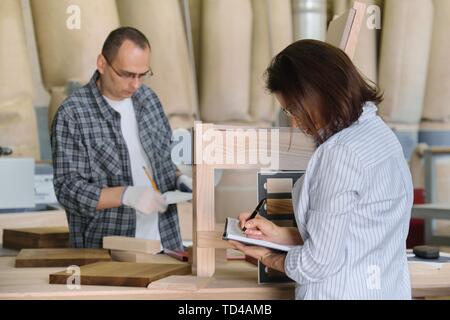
[193,123,216,277]
[197,231,232,249]
[194,124,315,170]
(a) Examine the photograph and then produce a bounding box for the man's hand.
[122,187,168,214]
[176,174,192,193]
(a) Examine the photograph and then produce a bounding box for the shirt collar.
[88,70,148,120]
[358,101,378,122]
[88,70,116,121]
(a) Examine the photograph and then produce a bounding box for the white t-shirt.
[103,96,161,243]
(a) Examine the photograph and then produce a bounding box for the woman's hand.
[238,212,281,241]
[228,240,272,261]
[228,240,286,273]
[238,212,302,246]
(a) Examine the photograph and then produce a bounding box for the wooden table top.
[0,253,449,299]
[0,257,294,300]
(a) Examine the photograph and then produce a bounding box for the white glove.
[176,174,192,193]
[121,187,168,214]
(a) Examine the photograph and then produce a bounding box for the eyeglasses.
[104,55,153,81]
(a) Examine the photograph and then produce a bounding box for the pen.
[242,198,266,232]
[143,166,159,192]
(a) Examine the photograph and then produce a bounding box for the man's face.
[98,39,151,100]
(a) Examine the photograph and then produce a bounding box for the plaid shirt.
[51,71,183,250]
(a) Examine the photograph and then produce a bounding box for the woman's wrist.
[259,252,286,273]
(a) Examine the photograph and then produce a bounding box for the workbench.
[0,252,449,300]
[0,256,293,300]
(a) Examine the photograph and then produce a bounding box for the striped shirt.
[286,102,413,300]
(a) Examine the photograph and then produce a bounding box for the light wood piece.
[103,236,161,254]
[326,1,367,59]
[49,261,192,288]
[15,248,111,268]
[110,251,188,265]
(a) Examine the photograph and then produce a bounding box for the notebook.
[222,217,293,252]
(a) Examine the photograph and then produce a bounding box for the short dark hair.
[101,27,151,63]
[265,39,383,145]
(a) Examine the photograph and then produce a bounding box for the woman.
[229,40,413,300]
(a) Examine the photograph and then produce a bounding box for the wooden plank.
[15,248,111,268]
[0,209,67,242]
[103,236,161,254]
[325,1,367,60]
[344,1,367,60]
[326,8,356,51]
[110,250,189,266]
[193,122,216,278]
[410,262,450,298]
[148,275,214,291]
[3,227,69,250]
[49,262,192,288]
[266,199,293,215]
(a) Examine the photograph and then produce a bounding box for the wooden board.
[3,227,69,250]
[0,208,67,243]
[111,250,189,265]
[15,248,111,268]
[266,199,293,215]
[103,236,161,254]
[326,1,367,60]
[49,262,192,288]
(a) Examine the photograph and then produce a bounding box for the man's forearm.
[96,187,126,210]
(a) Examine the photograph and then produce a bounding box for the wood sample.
[15,248,111,268]
[3,227,69,250]
[266,199,294,215]
[266,178,293,193]
[103,236,161,254]
[49,261,192,287]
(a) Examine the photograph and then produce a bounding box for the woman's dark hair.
[265,39,383,145]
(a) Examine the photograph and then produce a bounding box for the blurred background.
[1,0,449,247]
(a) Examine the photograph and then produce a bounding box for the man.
[51,27,191,249]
